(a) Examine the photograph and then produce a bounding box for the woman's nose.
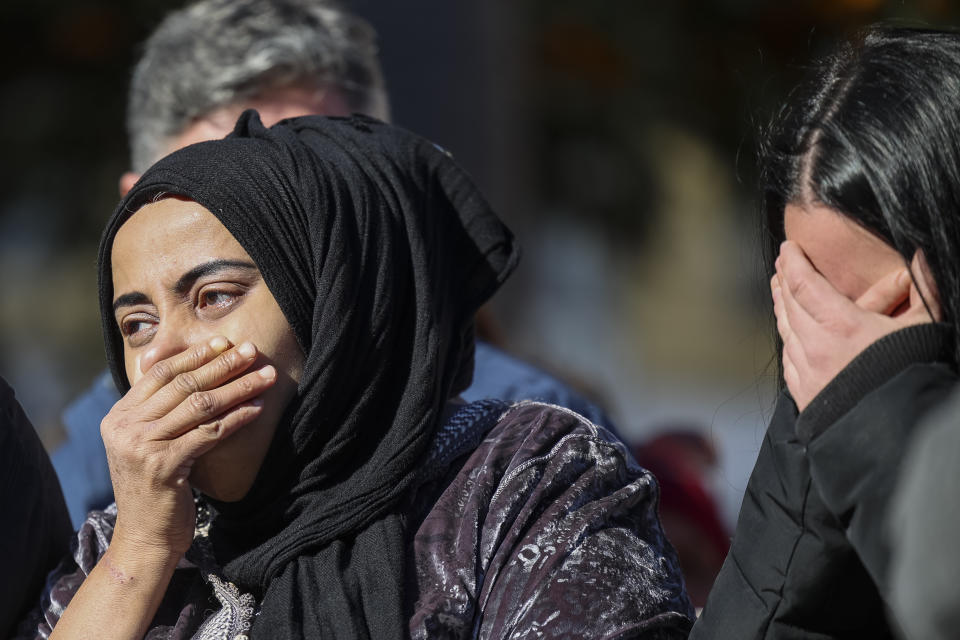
[134,320,222,382]
[137,328,190,379]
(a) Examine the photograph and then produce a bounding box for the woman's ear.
[908,250,942,321]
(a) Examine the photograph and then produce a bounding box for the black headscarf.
[97,111,519,638]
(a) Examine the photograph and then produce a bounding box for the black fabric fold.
[96,110,519,639]
[0,376,71,638]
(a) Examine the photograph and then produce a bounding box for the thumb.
[856,267,910,314]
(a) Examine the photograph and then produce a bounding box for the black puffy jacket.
[691,323,957,639]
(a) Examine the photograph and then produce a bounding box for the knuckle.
[150,360,172,382]
[188,391,218,415]
[791,277,807,298]
[112,437,143,464]
[235,376,255,395]
[174,371,202,395]
[141,419,162,435]
[101,413,130,441]
[219,351,241,375]
[200,418,224,439]
[785,342,799,361]
[142,450,167,477]
[828,318,853,338]
[99,416,115,439]
[788,345,805,365]
[188,344,209,369]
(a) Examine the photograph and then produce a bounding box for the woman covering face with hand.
[17,112,693,640]
[692,27,960,639]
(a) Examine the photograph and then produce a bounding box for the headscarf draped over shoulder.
[97,111,519,639]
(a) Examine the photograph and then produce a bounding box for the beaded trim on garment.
[187,499,257,640]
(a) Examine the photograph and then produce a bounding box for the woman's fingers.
[775,281,809,378]
[773,275,806,402]
[771,276,792,341]
[782,349,801,398]
[124,336,232,405]
[771,273,790,325]
[168,399,266,479]
[778,241,854,324]
[145,341,261,416]
[777,254,827,347]
[856,267,910,314]
[774,241,864,409]
[771,242,941,412]
[149,364,277,440]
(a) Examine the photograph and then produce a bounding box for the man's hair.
[127,0,389,172]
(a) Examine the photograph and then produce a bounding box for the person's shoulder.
[468,342,616,429]
[464,399,655,510]
[409,400,694,639]
[61,370,120,437]
[0,374,13,405]
[486,399,629,462]
[414,398,649,525]
[0,374,27,429]
[414,398,640,513]
[53,370,118,527]
[13,504,119,639]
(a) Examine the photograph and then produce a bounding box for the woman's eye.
[197,286,245,314]
[121,318,155,340]
[202,291,235,306]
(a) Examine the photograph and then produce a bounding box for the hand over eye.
[771,241,940,411]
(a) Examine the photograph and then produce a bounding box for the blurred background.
[1,0,958,597]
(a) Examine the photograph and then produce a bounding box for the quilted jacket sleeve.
[691,324,956,639]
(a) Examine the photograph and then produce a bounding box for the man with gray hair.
[121,0,389,192]
[53,0,613,527]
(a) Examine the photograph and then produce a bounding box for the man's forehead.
[161,84,352,159]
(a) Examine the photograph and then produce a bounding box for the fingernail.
[258,365,276,380]
[238,342,256,358]
[209,336,228,352]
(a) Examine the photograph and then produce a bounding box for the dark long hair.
[760,26,960,376]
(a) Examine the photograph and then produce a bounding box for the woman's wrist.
[49,523,183,640]
[109,523,186,571]
[796,322,954,443]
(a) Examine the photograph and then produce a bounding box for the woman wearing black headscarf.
[17,112,692,639]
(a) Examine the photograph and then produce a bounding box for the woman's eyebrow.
[172,259,258,296]
[113,292,150,313]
